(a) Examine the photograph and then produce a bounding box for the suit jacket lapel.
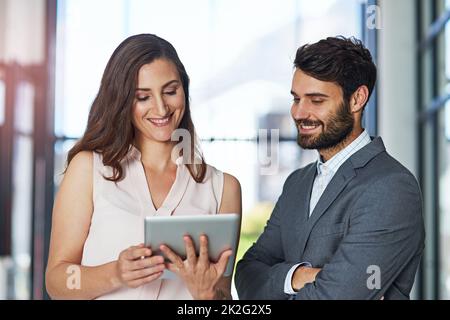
[295,137,387,259]
[297,160,356,258]
[290,164,317,259]
[288,138,386,259]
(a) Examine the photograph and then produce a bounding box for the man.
[235,37,425,300]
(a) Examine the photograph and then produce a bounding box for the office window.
[0,0,55,299]
[419,0,450,300]
[440,1,450,299]
[441,104,450,299]
[55,1,363,221]
[10,82,34,300]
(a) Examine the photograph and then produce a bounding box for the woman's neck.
[134,137,177,172]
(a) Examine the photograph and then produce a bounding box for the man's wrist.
[284,262,312,295]
[292,266,321,292]
[292,265,309,292]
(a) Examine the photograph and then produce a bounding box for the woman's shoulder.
[67,151,93,174]
[222,172,241,194]
[204,164,240,190]
[58,151,94,201]
[218,171,241,215]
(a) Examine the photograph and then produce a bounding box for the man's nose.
[292,101,310,120]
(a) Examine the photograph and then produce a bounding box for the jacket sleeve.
[295,173,425,300]
[235,172,299,300]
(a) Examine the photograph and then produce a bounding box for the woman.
[46,34,242,300]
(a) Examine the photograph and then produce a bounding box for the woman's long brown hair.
[66,34,206,182]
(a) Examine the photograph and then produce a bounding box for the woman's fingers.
[160,244,184,269]
[122,263,165,281]
[127,271,164,288]
[129,255,165,271]
[117,244,166,288]
[184,235,197,265]
[165,262,179,273]
[215,249,232,276]
[198,235,209,265]
[126,246,152,260]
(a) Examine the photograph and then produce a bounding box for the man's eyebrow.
[304,93,329,98]
[136,80,180,91]
[290,91,330,98]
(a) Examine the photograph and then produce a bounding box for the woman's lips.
[146,114,172,127]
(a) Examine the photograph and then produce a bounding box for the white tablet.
[144,214,240,279]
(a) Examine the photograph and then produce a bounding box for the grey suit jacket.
[235,137,425,300]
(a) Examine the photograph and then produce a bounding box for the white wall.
[378,0,421,299]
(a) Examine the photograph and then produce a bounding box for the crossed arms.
[235,173,424,300]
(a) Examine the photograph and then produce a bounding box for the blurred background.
[0,0,449,300]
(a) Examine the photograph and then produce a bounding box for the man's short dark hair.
[294,36,377,107]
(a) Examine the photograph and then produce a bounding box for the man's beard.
[296,100,354,151]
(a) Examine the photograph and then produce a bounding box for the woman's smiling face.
[132,58,186,143]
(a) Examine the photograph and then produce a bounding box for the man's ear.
[350,85,369,113]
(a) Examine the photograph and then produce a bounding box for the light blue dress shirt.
[284,130,372,295]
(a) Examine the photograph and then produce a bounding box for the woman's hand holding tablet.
[160,235,232,300]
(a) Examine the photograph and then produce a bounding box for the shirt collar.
[316,130,372,175]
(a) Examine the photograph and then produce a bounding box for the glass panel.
[11,136,33,300]
[14,82,34,134]
[54,0,128,137]
[447,2,450,81]
[447,101,450,142]
[440,102,450,300]
[442,1,450,299]
[0,257,14,299]
[443,13,450,140]
[0,0,45,66]
[10,82,35,300]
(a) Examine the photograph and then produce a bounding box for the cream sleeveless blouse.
[81,146,224,299]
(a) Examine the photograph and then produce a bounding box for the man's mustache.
[295,119,323,127]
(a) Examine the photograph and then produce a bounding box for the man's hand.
[291,266,321,292]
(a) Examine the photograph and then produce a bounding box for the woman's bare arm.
[45,152,121,299]
[215,173,242,300]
